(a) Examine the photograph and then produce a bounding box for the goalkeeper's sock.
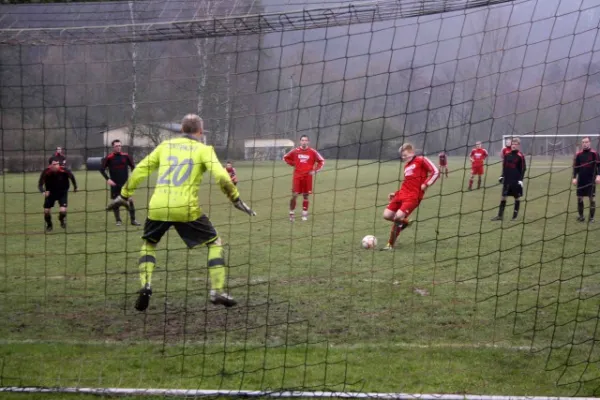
[477,178,481,189]
[289,197,297,211]
[591,200,596,219]
[44,213,52,226]
[59,211,66,222]
[513,200,520,219]
[207,244,226,292]
[138,242,156,287]
[498,200,506,217]
[113,208,121,222]
[578,199,584,217]
[468,178,473,190]
[128,201,136,221]
[302,199,309,211]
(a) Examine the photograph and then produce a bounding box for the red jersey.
[283,146,325,176]
[501,146,512,159]
[438,152,447,165]
[226,167,237,179]
[470,148,488,167]
[398,155,439,199]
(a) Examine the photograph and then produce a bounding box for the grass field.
[1,156,600,398]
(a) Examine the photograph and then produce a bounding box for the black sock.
[498,200,506,217]
[513,200,520,219]
[477,178,481,188]
[113,208,121,222]
[44,214,52,225]
[59,211,66,222]
[578,200,584,217]
[129,201,136,221]
[591,200,596,219]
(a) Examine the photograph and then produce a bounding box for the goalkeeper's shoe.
[131,220,141,226]
[135,284,152,312]
[577,216,586,222]
[491,216,503,221]
[45,224,53,233]
[210,290,237,307]
[60,220,66,229]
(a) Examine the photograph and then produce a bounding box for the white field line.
[0,338,538,352]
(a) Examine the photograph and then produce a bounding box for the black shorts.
[577,181,596,197]
[502,183,522,198]
[141,215,218,249]
[110,184,124,199]
[44,191,68,208]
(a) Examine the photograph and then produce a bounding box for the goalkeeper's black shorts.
[502,183,522,198]
[141,215,218,249]
[43,191,68,209]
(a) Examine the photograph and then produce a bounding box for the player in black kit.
[492,137,527,221]
[572,137,600,223]
[100,139,140,226]
[38,159,78,232]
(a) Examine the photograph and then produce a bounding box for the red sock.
[468,178,473,189]
[302,199,309,211]
[290,198,297,211]
[388,221,403,247]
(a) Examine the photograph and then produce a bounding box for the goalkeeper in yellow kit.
[108,114,256,311]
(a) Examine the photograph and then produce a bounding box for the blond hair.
[511,137,520,144]
[400,143,414,152]
[181,114,204,134]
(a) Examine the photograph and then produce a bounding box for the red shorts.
[386,195,421,217]
[471,165,484,175]
[293,174,313,194]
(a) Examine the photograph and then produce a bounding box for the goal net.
[1,0,600,398]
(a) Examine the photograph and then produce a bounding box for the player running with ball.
[572,137,600,223]
[382,143,439,251]
[107,114,256,311]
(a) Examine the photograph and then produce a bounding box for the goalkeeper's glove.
[106,195,130,211]
[233,197,256,216]
[518,181,523,187]
[498,176,503,183]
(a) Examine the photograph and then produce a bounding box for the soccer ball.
[361,235,377,249]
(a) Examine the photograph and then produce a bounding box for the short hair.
[182,114,203,134]
[300,135,309,140]
[226,161,232,164]
[401,143,414,152]
[512,138,521,144]
[111,139,121,146]
[582,136,591,142]
[476,141,482,145]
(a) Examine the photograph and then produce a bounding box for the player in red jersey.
[382,143,440,251]
[283,135,325,222]
[468,141,488,190]
[225,161,238,185]
[438,151,449,178]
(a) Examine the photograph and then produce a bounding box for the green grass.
[1,156,600,398]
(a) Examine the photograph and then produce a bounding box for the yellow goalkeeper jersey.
[121,135,239,222]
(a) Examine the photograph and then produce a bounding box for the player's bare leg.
[128,198,141,226]
[44,208,53,232]
[302,194,309,221]
[577,196,586,222]
[289,193,299,222]
[135,240,156,311]
[58,206,67,229]
[382,209,410,250]
[491,196,507,221]
[207,237,237,307]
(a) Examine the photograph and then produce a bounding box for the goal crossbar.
[0,387,597,400]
